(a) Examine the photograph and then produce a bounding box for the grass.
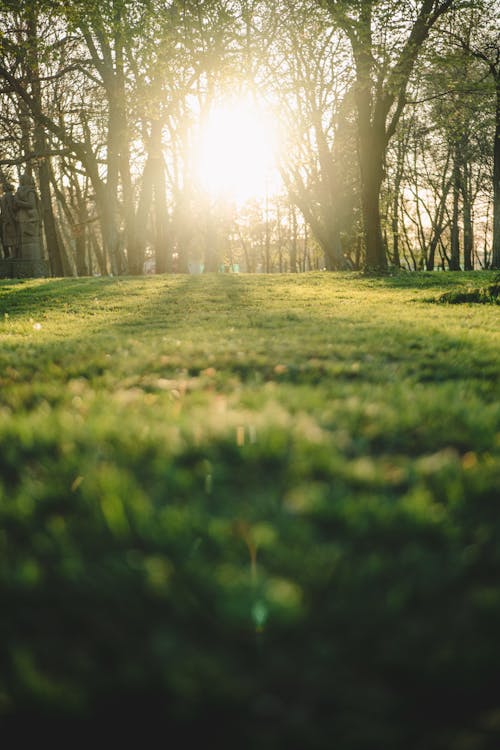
[0,270,499,748]
[436,281,500,305]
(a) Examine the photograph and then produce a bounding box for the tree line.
[0,0,498,275]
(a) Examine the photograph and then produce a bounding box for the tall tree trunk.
[426,163,452,271]
[492,75,500,269]
[391,134,407,269]
[264,189,271,272]
[97,186,121,275]
[37,149,65,275]
[71,174,90,276]
[151,122,170,274]
[462,160,473,270]
[30,72,65,273]
[303,222,309,271]
[313,110,346,269]
[427,230,441,272]
[203,209,218,273]
[359,143,387,271]
[276,203,283,273]
[289,203,297,273]
[354,38,388,273]
[48,165,83,275]
[113,9,140,275]
[132,153,155,274]
[321,215,345,270]
[92,10,126,276]
[391,173,402,268]
[450,149,461,270]
[24,6,66,275]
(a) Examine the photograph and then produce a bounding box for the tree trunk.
[426,171,451,272]
[450,149,461,270]
[99,188,121,275]
[320,214,346,270]
[36,144,65,276]
[303,223,309,271]
[360,153,387,271]
[462,160,473,271]
[356,83,388,272]
[203,209,218,273]
[114,13,140,275]
[492,76,500,269]
[391,135,406,269]
[289,204,297,273]
[25,6,66,275]
[391,183,401,269]
[72,176,90,276]
[276,203,283,273]
[151,123,171,274]
[132,156,154,274]
[264,190,271,272]
[426,239,436,272]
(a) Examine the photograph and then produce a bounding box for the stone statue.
[13,172,41,260]
[0,181,19,258]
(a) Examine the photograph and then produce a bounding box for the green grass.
[0,271,499,747]
[436,281,500,305]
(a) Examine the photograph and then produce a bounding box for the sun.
[197,98,280,204]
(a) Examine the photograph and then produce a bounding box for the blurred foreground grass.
[0,271,499,747]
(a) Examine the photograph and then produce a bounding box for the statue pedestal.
[0,258,50,279]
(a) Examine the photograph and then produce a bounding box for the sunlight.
[197,99,281,204]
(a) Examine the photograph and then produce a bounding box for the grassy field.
[0,271,499,747]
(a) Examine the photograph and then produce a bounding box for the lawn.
[0,271,499,748]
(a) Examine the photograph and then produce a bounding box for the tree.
[450,0,500,268]
[322,0,456,271]
[260,1,358,268]
[0,2,70,274]
[398,6,495,271]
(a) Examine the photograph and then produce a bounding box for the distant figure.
[0,181,19,258]
[14,172,41,259]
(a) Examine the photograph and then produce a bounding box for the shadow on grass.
[2,272,497,399]
[433,282,500,305]
[355,269,499,290]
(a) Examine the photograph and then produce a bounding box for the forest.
[0,0,499,276]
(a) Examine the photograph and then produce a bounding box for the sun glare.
[197,100,280,204]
